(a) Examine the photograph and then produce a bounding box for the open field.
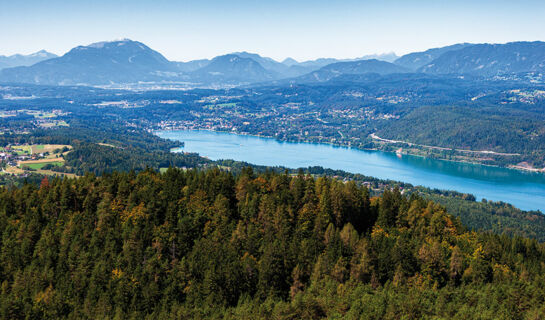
[26,111,57,119]
[20,160,63,170]
[3,166,24,174]
[34,169,77,178]
[1,145,32,155]
[38,120,69,128]
[3,144,71,155]
[0,109,65,119]
[31,144,71,154]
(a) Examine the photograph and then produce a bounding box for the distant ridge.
[1,40,544,87]
[394,43,473,70]
[293,59,410,83]
[418,41,545,75]
[0,50,57,70]
[358,52,399,63]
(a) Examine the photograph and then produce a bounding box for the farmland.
[0,143,74,178]
[20,160,63,170]
[1,144,70,155]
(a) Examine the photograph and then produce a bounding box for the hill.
[191,54,277,84]
[231,52,331,78]
[231,51,289,74]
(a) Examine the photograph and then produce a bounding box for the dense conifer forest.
[1,168,544,319]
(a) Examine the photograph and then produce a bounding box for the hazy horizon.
[1,0,544,61]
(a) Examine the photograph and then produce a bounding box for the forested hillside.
[0,118,207,176]
[2,115,545,244]
[376,105,545,167]
[1,168,545,319]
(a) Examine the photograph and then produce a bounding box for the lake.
[156,130,545,212]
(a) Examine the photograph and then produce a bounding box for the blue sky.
[1,0,544,61]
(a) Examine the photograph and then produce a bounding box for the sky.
[1,0,544,62]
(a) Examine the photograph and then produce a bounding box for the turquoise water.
[157,130,545,212]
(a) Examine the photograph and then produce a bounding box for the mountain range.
[293,59,410,83]
[417,41,545,75]
[393,43,473,70]
[0,40,180,86]
[0,39,544,87]
[0,50,57,70]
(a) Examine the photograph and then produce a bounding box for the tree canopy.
[1,168,545,319]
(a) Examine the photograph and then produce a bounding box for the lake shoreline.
[156,128,545,176]
[155,129,545,212]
